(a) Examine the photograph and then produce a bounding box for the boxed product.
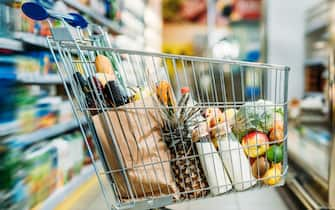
[24,143,58,208]
[63,132,84,180]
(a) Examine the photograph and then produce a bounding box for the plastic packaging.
[217,127,256,191]
[193,123,232,195]
[196,142,232,195]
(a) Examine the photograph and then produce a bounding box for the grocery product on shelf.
[0,143,27,210]
[0,59,17,131]
[0,52,59,83]
[0,78,17,126]
[0,129,89,209]
[16,90,75,134]
[51,132,84,186]
[24,143,58,208]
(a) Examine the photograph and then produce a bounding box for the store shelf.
[17,74,63,85]
[305,19,329,35]
[13,32,49,49]
[0,37,23,51]
[121,10,145,35]
[288,126,329,185]
[123,0,145,20]
[37,164,96,210]
[230,19,260,26]
[63,0,121,34]
[305,58,327,66]
[0,120,19,137]
[305,2,330,35]
[4,119,84,145]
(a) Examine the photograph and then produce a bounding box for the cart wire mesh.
[46,25,289,210]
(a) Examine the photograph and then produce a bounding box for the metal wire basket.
[22,3,289,209]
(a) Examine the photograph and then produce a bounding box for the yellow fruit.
[241,131,269,158]
[95,55,114,75]
[156,81,175,106]
[263,163,282,185]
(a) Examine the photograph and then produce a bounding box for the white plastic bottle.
[193,124,232,195]
[216,125,256,191]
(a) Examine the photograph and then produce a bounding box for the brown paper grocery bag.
[92,97,177,199]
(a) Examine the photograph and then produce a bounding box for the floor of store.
[64,176,288,210]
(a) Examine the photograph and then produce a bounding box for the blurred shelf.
[4,119,84,145]
[305,19,329,35]
[36,164,95,210]
[0,37,24,51]
[13,32,49,49]
[123,7,144,24]
[299,115,328,125]
[17,74,63,85]
[0,120,19,137]
[230,19,260,26]
[288,126,329,186]
[305,58,327,66]
[305,2,330,35]
[63,0,121,34]
[121,10,145,35]
[123,0,145,20]
[0,0,20,4]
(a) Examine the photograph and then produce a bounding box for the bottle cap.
[181,87,190,95]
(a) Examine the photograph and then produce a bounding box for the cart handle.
[21,2,88,29]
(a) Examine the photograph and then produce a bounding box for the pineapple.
[157,81,209,200]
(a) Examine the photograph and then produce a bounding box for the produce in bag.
[232,100,284,141]
[230,100,285,186]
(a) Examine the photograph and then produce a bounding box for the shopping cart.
[22,2,289,210]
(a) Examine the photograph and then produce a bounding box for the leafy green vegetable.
[232,100,284,140]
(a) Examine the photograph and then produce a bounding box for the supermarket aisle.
[168,188,288,210]
[73,177,288,210]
